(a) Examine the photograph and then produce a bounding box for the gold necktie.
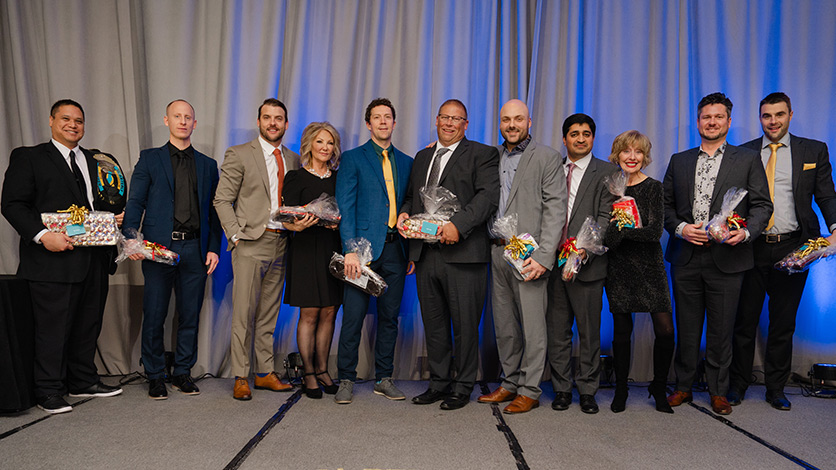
[765,142,783,231]
[382,149,397,227]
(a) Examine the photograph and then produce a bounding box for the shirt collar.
[168,141,194,158]
[502,135,532,155]
[258,136,281,156]
[761,133,790,149]
[565,152,593,170]
[51,139,80,161]
[698,141,727,158]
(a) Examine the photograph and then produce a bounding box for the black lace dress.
[604,177,672,314]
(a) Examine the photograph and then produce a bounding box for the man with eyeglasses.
[399,99,499,410]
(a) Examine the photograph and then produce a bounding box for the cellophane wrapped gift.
[398,186,460,241]
[271,193,341,227]
[775,237,836,273]
[492,213,538,280]
[706,187,748,243]
[558,216,608,282]
[41,205,119,246]
[328,237,388,296]
[116,228,180,265]
[605,171,642,230]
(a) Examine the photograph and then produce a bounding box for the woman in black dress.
[604,130,674,413]
[283,122,343,399]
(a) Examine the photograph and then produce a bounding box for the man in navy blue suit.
[123,99,221,400]
[334,98,413,404]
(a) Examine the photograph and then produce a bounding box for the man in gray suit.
[545,113,616,414]
[214,98,305,400]
[477,99,566,414]
[663,92,772,415]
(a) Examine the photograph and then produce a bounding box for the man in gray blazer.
[546,113,616,414]
[663,92,772,415]
[214,99,303,400]
[477,99,566,414]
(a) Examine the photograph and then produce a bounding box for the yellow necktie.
[765,142,783,231]
[382,149,397,227]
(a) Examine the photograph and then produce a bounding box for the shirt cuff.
[33,229,49,244]
[829,223,836,234]
[675,222,686,239]
[743,228,751,243]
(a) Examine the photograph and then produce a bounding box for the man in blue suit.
[334,98,413,404]
[123,99,222,400]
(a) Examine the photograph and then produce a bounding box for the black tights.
[612,312,675,384]
[612,312,674,344]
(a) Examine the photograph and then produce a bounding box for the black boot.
[610,340,631,413]
[649,334,675,413]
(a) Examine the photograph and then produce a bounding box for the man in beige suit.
[214,98,307,400]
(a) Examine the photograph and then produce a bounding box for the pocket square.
[803,163,816,171]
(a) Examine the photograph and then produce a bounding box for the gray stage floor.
[1,377,833,469]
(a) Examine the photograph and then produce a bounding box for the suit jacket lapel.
[159,144,175,192]
[48,143,86,206]
[195,150,206,210]
[711,147,737,203]
[506,141,535,210]
[684,149,698,209]
[250,140,271,196]
[362,141,388,193]
[790,134,804,194]
[439,138,468,185]
[82,148,99,209]
[570,157,597,225]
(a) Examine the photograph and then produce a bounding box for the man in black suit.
[398,99,499,410]
[663,92,772,415]
[545,113,616,414]
[1,99,123,414]
[729,92,836,410]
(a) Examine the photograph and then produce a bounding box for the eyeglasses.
[437,114,467,124]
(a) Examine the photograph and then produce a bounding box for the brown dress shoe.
[503,395,539,414]
[478,386,517,403]
[711,395,732,415]
[667,390,693,407]
[254,372,293,392]
[233,377,252,401]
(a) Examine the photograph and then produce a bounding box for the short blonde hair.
[608,130,652,168]
[299,121,341,170]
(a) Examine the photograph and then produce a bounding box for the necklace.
[306,166,331,179]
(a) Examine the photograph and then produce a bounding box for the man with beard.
[545,113,616,414]
[214,98,302,400]
[663,92,772,415]
[477,99,566,414]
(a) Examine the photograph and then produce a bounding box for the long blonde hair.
[299,121,341,170]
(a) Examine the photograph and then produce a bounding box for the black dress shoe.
[148,378,168,400]
[765,390,791,411]
[37,394,73,414]
[412,388,450,405]
[579,394,599,414]
[69,381,123,398]
[726,388,744,406]
[551,391,572,411]
[440,392,469,410]
[172,374,200,395]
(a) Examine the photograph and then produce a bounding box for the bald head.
[499,99,531,149]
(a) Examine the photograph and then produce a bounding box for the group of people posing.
[3,91,834,417]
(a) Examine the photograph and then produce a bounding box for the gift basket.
[492,213,539,280]
[41,204,119,246]
[271,193,341,227]
[705,187,747,243]
[116,228,180,265]
[557,216,608,281]
[328,238,388,296]
[398,186,460,241]
[605,171,642,231]
[775,237,836,274]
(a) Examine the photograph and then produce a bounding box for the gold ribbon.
[57,204,89,225]
[505,235,533,260]
[727,212,747,230]
[611,208,635,231]
[798,237,830,258]
[558,238,579,265]
[143,240,169,260]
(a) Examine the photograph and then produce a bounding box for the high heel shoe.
[301,373,322,399]
[316,371,339,395]
[648,382,673,414]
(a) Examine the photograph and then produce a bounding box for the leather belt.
[171,231,198,241]
[762,231,801,244]
[265,227,289,237]
[490,238,508,246]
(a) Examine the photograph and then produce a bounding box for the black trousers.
[731,234,808,392]
[28,249,109,399]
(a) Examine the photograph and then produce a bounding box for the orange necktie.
[272,147,285,204]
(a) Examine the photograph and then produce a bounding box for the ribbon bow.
[611,208,636,231]
[798,237,830,258]
[557,237,578,267]
[505,235,534,260]
[727,212,747,230]
[143,240,170,261]
[58,204,89,225]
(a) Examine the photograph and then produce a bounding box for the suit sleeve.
[122,150,151,235]
[214,146,245,242]
[662,157,683,236]
[207,160,222,254]
[531,149,566,271]
[812,142,836,231]
[1,148,42,242]
[335,151,359,253]
[450,146,500,238]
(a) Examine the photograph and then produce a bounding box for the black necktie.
[69,150,90,208]
[173,151,191,226]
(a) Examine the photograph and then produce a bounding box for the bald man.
[477,99,566,413]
